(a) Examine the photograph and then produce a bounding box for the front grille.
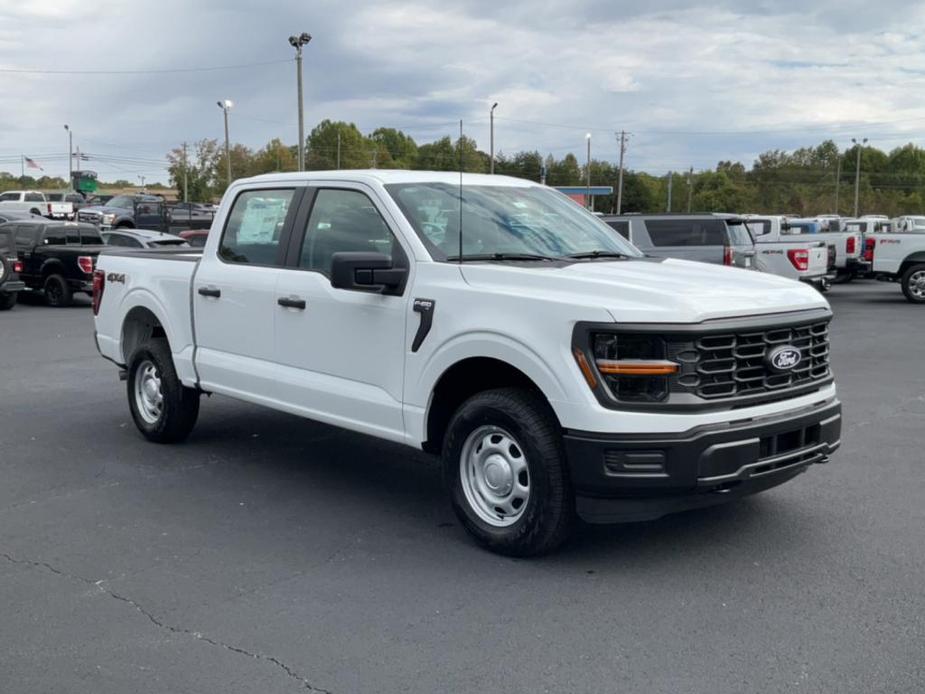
[669,319,831,401]
[78,212,100,224]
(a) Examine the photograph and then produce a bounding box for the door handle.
[277,296,306,310]
[198,286,221,298]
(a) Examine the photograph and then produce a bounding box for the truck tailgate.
[807,244,828,276]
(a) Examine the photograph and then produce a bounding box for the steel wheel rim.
[910,270,925,299]
[459,425,530,527]
[134,360,163,424]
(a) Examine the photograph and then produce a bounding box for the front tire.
[0,291,16,310]
[442,388,573,556]
[901,264,925,304]
[127,338,200,443]
[43,274,72,307]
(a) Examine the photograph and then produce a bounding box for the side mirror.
[330,252,407,295]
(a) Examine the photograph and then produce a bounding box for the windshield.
[386,183,642,261]
[726,223,754,246]
[106,196,135,209]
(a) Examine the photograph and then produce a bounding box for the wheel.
[29,208,41,216]
[901,264,925,304]
[126,338,200,443]
[442,388,573,556]
[43,274,73,307]
[0,291,16,310]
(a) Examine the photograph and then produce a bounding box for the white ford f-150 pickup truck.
[741,215,832,288]
[868,230,925,303]
[93,171,842,555]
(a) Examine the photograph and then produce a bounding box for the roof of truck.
[238,170,538,187]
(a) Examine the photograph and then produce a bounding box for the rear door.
[641,218,727,264]
[272,184,411,440]
[193,186,303,401]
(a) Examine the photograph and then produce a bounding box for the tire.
[901,264,925,304]
[43,274,73,307]
[126,338,200,443]
[0,291,16,310]
[442,388,573,556]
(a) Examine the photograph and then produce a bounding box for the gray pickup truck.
[600,214,756,269]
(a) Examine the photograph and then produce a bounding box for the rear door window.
[42,227,66,245]
[219,188,295,266]
[24,193,44,202]
[80,228,103,245]
[66,227,80,244]
[644,219,726,246]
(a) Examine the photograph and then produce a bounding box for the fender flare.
[116,288,181,363]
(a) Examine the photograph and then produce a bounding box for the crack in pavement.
[0,552,332,694]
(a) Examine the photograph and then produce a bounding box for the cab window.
[299,189,397,275]
[219,189,294,265]
[42,228,66,245]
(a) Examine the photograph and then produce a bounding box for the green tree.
[371,128,418,168]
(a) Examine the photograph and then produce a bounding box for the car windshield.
[726,222,754,246]
[386,183,642,261]
[106,196,135,209]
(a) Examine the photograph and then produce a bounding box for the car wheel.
[901,264,925,304]
[442,388,573,556]
[127,338,200,443]
[0,291,16,310]
[43,274,73,307]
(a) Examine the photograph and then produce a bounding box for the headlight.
[102,213,116,224]
[574,332,678,403]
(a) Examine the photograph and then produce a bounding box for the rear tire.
[901,264,925,304]
[43,274,73,307]
[442,388,573,557]
[127,338,200,443]
[0,291,16,310]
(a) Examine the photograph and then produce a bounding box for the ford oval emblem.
[767,345,802,372]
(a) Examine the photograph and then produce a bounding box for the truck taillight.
[91,269,105,315]
[47,203,53,216]
[13,260,22,273]
[723,246,734,266]
[77,256,94,274]
[846,236,856,255]
[863,237,876,262]
[787,248,810,271]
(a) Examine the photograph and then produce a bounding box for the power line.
[0,58,292,75]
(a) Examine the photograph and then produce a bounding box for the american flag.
[24,156,43,171]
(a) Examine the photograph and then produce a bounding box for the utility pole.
[138,175,146,191]
[64,124,72,189]
[666,171,673,212]
[615,129,627,214]
[336,131,341,169]
[851,137,867,217]
[182,142,189,203]
[585,133,592,210]
[288,33,312,171]
[217,100,233,185]
[371,148,378,169]
[687,166,693,213]
[834,154,841,215]
[489,102,498,174]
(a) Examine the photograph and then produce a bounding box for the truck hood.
[80,205,124,215]
[459,257,829,323]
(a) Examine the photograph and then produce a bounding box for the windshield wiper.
[446,253,557,262]
[562,250,629,260]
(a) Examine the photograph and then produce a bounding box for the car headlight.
[102,213,116,224]
[573,332,677,403]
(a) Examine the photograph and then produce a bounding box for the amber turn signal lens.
[595,360,679,376]
[573,348,597,389]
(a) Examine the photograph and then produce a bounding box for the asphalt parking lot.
[1,283,922,694]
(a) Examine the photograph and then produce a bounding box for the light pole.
[585,133,592,210]
[489,102,498,174]
[851,137,867,217]
[138,175,146,192]
[288,32,312,171]
[217,99,233,185]
[64,124,73,189]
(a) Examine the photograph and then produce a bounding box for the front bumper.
[563,398,841,523]
[1,281,25,292]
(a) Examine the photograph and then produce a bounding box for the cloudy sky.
[2,0,925,183]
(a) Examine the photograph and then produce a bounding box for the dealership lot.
[0,283,922,694]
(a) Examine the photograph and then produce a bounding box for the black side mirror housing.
[330,252,407,295]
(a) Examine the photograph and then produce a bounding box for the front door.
[193,186,301,401]
[274,185,411,442]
